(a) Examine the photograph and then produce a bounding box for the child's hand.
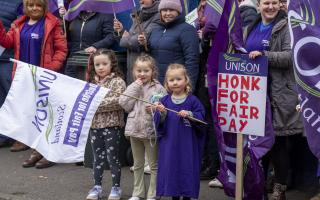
[154,102,166,113]
[145,105,153,113]
[135,78,143,86]
[177,110,191,118]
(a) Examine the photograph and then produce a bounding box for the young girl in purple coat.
[154,64,206,200]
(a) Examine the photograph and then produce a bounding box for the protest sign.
[185,8,198,28]
[217,53,268,136]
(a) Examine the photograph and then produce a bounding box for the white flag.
[0,61,108,163]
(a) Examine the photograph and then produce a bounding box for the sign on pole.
[217,53,268,199]
[185,8,198,28]
[217,53,268,136]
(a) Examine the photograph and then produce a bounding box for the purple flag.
[203,0,225,39]
[206,0,274,199]
[64,0,136,21]
[48,0,59,13]
[288,1,320,159]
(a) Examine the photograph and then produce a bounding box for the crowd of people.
[0,0,318,200]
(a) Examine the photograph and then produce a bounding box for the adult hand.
[177,110,190,118]
[122,30,130,38]
[85,46,97,54]
[113,19,123,33]
[197,29,203,40]
[138,33,147,46]
[59,7,66,16]
[249,51,263,59]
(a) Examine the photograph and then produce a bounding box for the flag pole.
[62,15,67,38]
[112,3,120,36]
[134,9,148,51]
[9,58,207,125]
[111,90,207,125]
[236,133,244,200]
[57,0,67,37]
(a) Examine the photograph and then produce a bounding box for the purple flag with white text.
[206,0,274,199]
[288,1,320,159]
[65,0,136,21]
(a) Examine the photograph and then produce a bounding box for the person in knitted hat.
[158,0,182,14]
[138,0,199,90]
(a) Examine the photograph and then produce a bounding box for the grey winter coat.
[119,1,160,84]
[243,12,304,136]
[119,80,167,139]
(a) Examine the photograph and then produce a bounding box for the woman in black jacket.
[60,8,115,79]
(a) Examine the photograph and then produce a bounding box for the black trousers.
[271,134,302,185]
[90,127,122,187]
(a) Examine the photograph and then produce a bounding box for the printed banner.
[65,0,135,21]
[217,53,268,136]
[288,1,320,159]
[0,61,108,163]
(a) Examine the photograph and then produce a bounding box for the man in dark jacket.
[0,0,22,148]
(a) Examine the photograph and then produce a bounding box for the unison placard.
[217,53,268,136]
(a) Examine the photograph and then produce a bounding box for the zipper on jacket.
[79,20,86,50]
[156,29,166,49]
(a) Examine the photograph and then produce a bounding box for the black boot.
[200,166,217,180]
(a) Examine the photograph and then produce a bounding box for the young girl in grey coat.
[119,54,166,200]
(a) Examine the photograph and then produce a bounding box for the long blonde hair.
[164,63,192,94]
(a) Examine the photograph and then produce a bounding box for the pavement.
[0,147,317,200]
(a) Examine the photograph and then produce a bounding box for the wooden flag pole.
[235,133,244,200]
[62,15,67,38]
[133,10,148,51]
[109,90,207,125]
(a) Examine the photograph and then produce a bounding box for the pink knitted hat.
[158,0,182,13]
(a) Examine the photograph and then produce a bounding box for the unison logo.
[288,2,320,95]
[223,54,260,75]
[29,65,57,143]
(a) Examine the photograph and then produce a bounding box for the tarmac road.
[0,147,316,200]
